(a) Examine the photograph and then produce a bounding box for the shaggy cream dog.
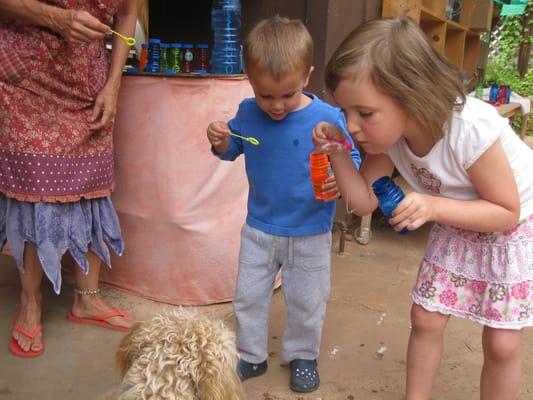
[115,308,244,400]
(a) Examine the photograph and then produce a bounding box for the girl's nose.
[346,118,362,136]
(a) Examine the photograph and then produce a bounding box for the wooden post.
[517,4,532,78]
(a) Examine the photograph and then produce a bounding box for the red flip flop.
[9,322,45,358]
[67,308,130,332]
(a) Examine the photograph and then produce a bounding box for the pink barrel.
[101,75,253,305]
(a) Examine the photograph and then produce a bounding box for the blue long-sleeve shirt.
[214,93,361,236]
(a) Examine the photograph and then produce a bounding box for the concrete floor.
[1,219,532,400]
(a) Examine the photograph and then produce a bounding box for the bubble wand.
[109,29,136,46]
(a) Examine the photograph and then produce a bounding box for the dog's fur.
[115,308,244,400]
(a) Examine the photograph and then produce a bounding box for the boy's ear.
[304,65,314,87]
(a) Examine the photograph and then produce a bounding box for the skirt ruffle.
[0,194,124,294]
[412,216,533,330]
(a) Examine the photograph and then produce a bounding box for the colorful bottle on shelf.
[170,43,182,73]
[371,176,408,235]
[182,44,194,73]
[160,43,170,70]
[489,83,499,103]
[139,42,148,72]
[195,43,210,73]
[147,38,161,73]
[309,152,336,201]
[211,0,242,74]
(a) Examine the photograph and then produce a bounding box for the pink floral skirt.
[412,215,533,329]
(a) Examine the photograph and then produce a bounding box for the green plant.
[485,0,533,135]
[485,60,533,95]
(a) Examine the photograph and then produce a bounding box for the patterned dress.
[0,0,124,293]
[413,217,533,329]
[386,98,533,330]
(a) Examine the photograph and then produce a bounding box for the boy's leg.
[480,327,522,400]
[233,224,279,365]
[405,303,449,400]
[281,232,331,361]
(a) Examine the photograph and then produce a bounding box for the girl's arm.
[0,0,108,43]
[313,121,394,216]
[90,0,137,131]
[391,139,520,232]
[329,151,394,216]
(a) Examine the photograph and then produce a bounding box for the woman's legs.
[405,303,450,400]
[480,327,522,400]
[71,250,133,330]
[13,244,44,352]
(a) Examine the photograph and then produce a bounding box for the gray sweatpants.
[233,223,331,363]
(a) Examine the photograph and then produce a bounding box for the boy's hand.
[389,192,436,232]
[312,122,347,154]
[207,121,230,152]
[321,175,341,201]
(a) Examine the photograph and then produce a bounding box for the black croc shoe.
[290,358,320,393]
[236,359,268,381]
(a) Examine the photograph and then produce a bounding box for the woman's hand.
[312,121,347,154]
[389,192,436,232]
[90,83,119,131]
[51,8,109,43]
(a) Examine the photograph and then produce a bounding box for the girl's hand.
[51,8,109,43]
[90,83,119,131]
[207,121,230,147]
[321,175,341,201]
[389,192,436,232]
[312,122,346,154]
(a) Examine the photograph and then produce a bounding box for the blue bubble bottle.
[372,176,408,235]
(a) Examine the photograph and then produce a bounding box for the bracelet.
[74,287,101,296]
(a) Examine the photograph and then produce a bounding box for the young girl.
[313,16,533,400]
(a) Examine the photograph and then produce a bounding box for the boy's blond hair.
[325,16,465,140]
[243,15,313,79]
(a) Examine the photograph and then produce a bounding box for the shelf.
[446,19,467,31]
[445,29,466,67]
[463,33,481,76]
[420,19,446,55]
[421,0,446,17]
[382,0,493,79]
[421,5,445,22]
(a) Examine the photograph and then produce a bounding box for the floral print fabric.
[412,215,533,329]
[0,0,123,201]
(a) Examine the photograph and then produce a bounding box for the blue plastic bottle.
[211,0,242,74]
[372,176,408,235]
[489,83,499,103]
[147,38,161,73]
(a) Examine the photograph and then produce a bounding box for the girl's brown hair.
[325,16,465,139]
[243,15,313,79]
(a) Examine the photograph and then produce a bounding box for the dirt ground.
[1,217,532,400]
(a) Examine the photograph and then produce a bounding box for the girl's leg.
[71,250,133,330]
[480,327,522,400]
[406,303,450,400]
[13,244,44,352]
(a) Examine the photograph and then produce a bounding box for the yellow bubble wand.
[228,131,260,146]
[109,29,136,46]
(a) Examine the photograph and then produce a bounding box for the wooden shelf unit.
[382,0,493,78]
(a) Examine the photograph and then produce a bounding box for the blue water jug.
[372,176,408,235]
[211,0,242,74]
